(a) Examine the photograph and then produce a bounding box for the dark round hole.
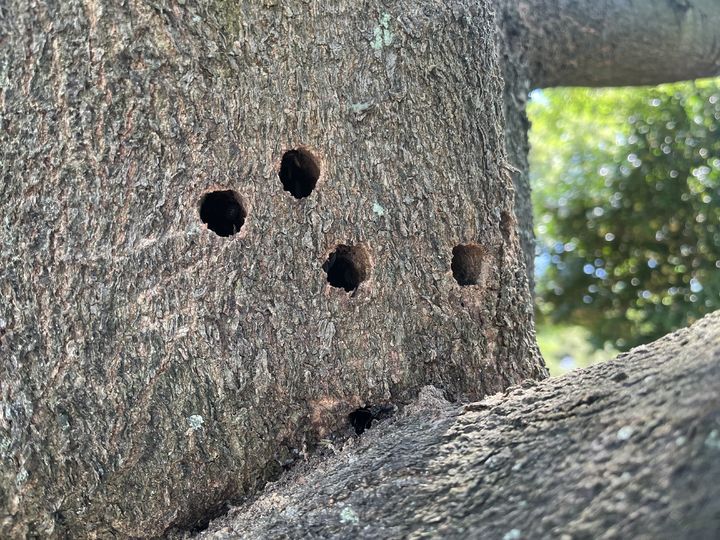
[323,244,371,293]
[451,244,485,286]
[199,190,246,237]
[349,408,374,435]
[279,148,320,199]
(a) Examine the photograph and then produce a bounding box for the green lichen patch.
[370,13,394,50]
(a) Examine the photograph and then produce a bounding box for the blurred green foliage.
[529,79,720,352]
[536,325,616,376]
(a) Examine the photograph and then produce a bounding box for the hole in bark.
[452,244,486,286]
[279,148,320,199]
[323,244,371,293]
[171,500,231,535]
[199,190,247,237]
[349,405,395,435]
[349,407,374,435]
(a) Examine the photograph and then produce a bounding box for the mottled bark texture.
[496,0,720,279]
[195,311,720,540]
[0,0,546,537]
[495,37,533,284]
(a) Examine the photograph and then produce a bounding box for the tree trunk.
[0,1,544,537]
[502,0,720,89]
[2,0,718,537]
[194,311,720,539]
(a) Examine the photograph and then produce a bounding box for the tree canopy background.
[530,79,720,373]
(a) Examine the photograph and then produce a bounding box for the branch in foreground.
[500,0,720,88]
[195,312,720,539]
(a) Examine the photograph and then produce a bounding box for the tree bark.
[0,1,545,537]
[2,0,719,537]
[501,0,720,89]
[194,311,720,539]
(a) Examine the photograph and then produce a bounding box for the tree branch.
[500,0,720,88]
[194,311,720,538]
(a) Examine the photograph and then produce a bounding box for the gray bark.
[0,1,544,537]
[195,311,720,539]
[501,0,720,89]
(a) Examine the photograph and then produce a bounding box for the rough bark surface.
[195,311,720,540]
[495,25,533,283]
[0,1,546,537]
